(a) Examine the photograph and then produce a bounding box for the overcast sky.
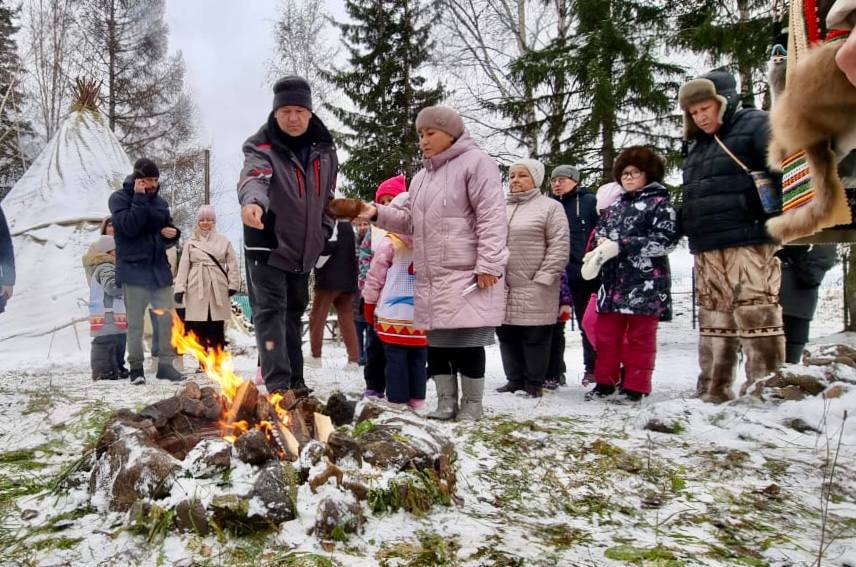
[164,1,293,243]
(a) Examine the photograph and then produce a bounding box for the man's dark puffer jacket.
[681,70,777,254]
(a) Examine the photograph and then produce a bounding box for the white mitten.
[581,239,619,280]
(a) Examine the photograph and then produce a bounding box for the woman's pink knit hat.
[197,204,216,221]
[375,175,407,202]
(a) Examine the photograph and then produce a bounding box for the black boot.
[129,367,146,386]
[584,383,615,400]
[496,382,523,394]
[620,388,645,402]
[290,379,313,397]
[525,383,543,398]
[156,362,184,382]
[92,371,118,381]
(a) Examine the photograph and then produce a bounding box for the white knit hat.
[511,158,546,188]
[92,235,116,254]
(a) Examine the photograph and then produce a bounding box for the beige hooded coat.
[174,229,240,321]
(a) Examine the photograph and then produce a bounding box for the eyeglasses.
[621,170,643,180]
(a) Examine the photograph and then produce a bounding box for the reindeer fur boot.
[733,304,785,395]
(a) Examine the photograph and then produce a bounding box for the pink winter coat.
[375,132,508,330]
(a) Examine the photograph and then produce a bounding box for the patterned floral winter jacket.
[595,182,678,321]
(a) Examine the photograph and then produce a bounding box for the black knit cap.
[133,158,160,179]
[272,76,312,111]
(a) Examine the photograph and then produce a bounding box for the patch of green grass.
[127,503,176,544]
[468,547,524,566]
[538,523,592,550]
[31,536,83,552]
[590,439,623,457]
[563,493,612,518]
[67,400,114,446]
[0,471,52,510]
[377,530,459,566]
[195,532,341,567]
[353,419,374,437]
[604,544,683,564]
[762,458,790,479]
[0,448,49,471]
[368,467,453,516]
[670,469,687,493]
[271,553,339,567]
[703,542,768,566]
[23,391,60,416]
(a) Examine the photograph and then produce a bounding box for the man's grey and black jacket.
[238,114,337,272]
[237,112,339,393]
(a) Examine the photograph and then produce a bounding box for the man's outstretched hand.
[242,204,264,229]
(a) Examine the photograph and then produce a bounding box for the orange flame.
[168,311,290,447]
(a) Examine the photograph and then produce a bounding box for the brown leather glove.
[329,198,364,220]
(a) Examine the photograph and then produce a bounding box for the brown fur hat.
[612,146,665,186]
[677,70,738,140]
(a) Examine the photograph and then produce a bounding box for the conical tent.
[0,109,132,361]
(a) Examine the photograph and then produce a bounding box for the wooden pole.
[203,148,210,205]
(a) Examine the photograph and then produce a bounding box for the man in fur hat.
[678,69,785,403]
[238,76,338,395]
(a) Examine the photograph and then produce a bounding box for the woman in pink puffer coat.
[359,106,508,421]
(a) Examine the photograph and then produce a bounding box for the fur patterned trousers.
[694,244,785,403]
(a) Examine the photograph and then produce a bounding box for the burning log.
[289,409,312,449]
[231,381,260,424]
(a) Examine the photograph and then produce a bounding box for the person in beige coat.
[174,205,240,352]
[496,159,570,397]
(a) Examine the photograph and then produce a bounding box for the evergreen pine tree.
[75,0,194,159]
[673,0,775,109]
[0,1,31,195]
[327,0,443,200]
[507,0,683,183]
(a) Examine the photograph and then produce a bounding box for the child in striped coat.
[362,177,427,409]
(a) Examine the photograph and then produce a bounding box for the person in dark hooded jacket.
[550,165,598,384]
[108,158,183,384]
[678,69,785,403]
[237,76,338,394]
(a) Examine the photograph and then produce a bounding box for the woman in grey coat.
[495,159,570,397]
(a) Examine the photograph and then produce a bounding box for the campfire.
[167,311,333,460]
[85,310,457,540]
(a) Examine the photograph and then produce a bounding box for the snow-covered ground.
[0,316,854,566]
[0,247,854,566]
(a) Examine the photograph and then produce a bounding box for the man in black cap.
[238,76,338,394]
[109,158,183,385]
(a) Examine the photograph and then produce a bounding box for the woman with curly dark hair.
[580,146,679,401]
